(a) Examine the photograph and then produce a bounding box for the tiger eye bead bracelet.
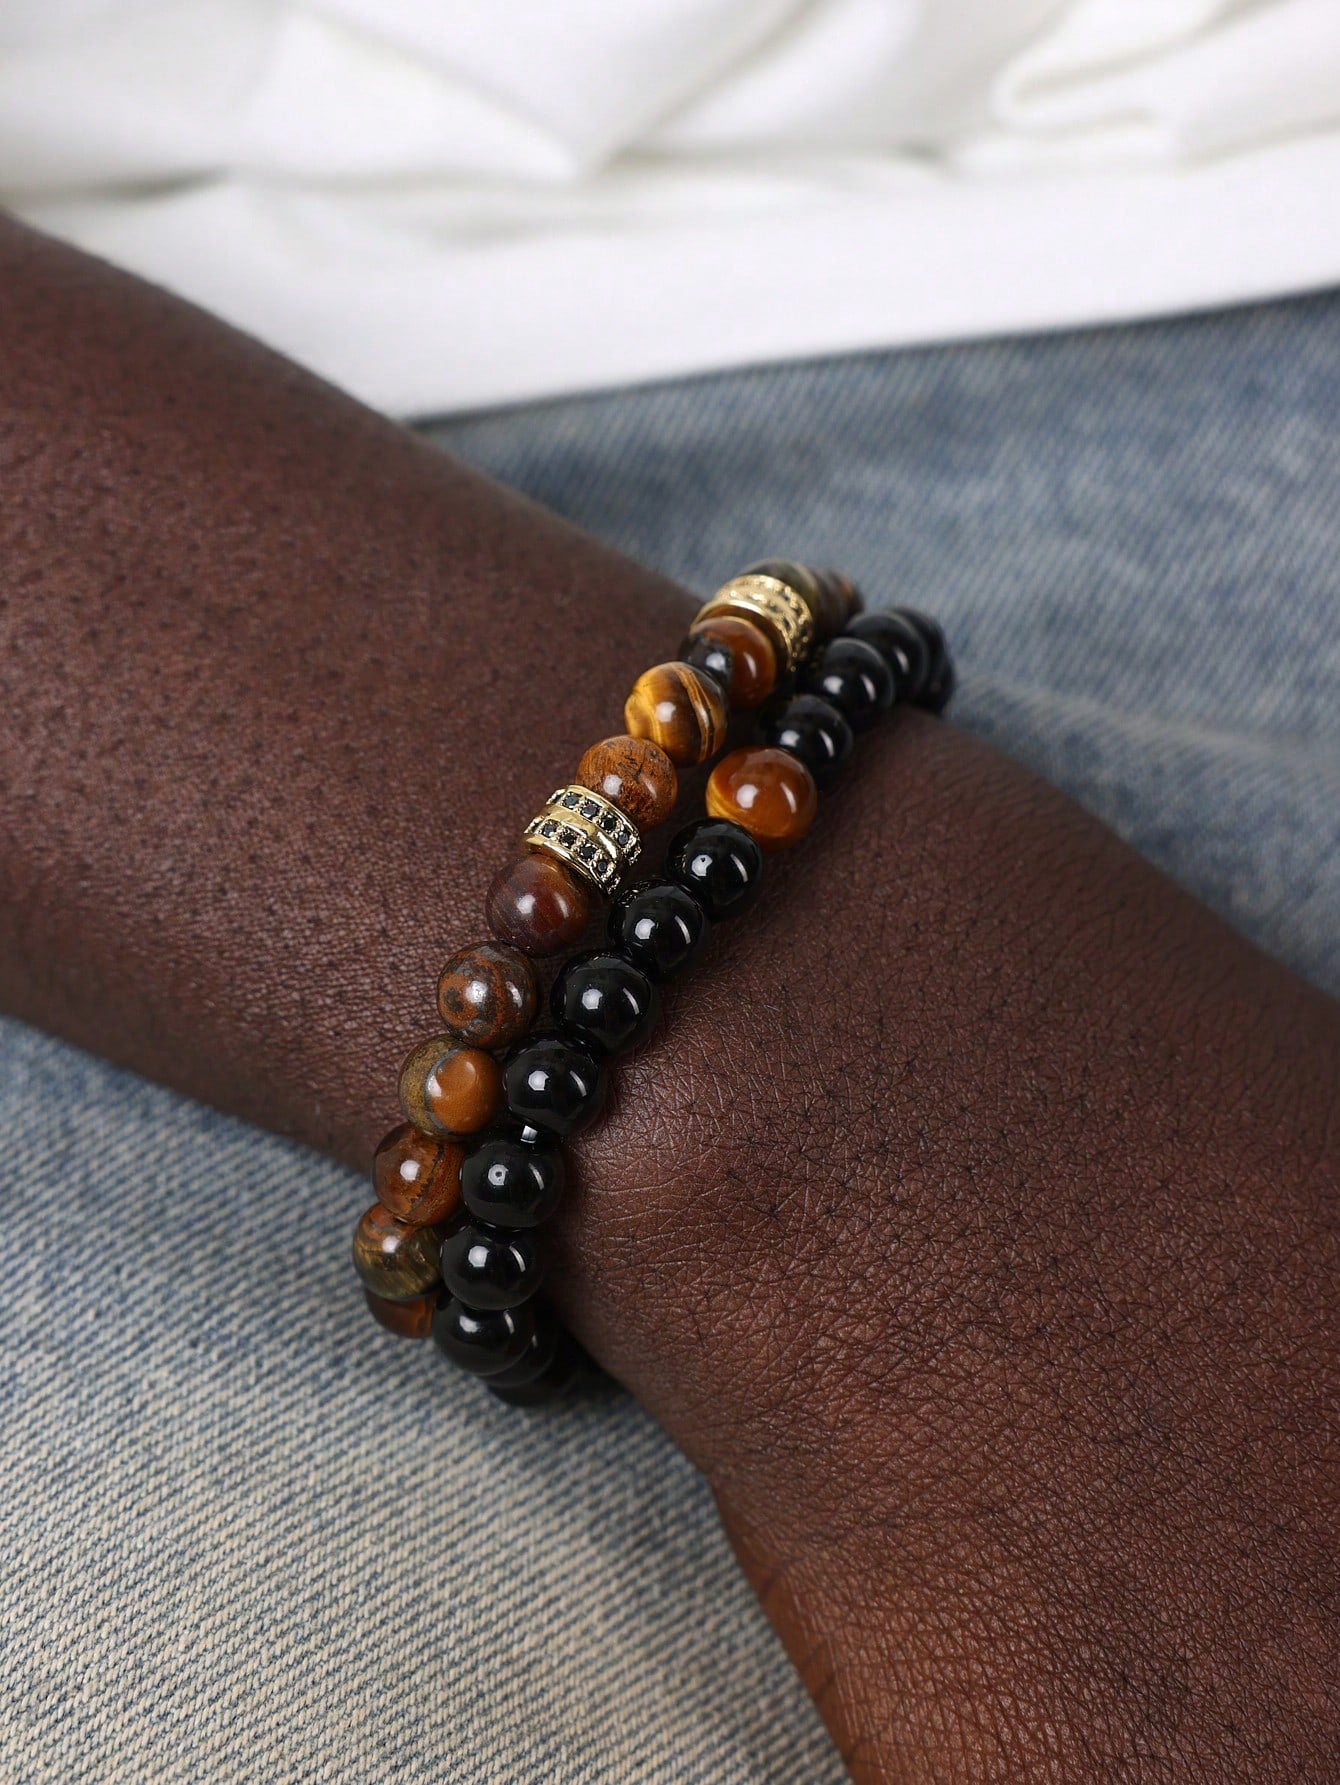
[352,561,955,1405]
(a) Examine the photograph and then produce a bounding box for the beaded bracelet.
[352,561,955,1406]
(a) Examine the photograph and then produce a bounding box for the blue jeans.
[4,298,1338,1782]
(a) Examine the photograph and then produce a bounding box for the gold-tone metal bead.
[693,573,814,676]
[522,785,642,894]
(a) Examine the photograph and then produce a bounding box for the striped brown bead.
[575,735,678,829]
[364,1289,437,1339]
[373,1122,464,1225]
[352,1203,444,1302]
[624,662,727,767]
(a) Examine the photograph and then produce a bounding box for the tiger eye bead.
[352,1202,444,1302]
[706,746,818,852]
[574,735,678,830]
[436,939,539,1050]
[624,662,728,767]
[486,847,595,956]
[373,1122,463,1224]
[364,1289,437,1339]
[398,1036,503,1139]
[685,614,778,709]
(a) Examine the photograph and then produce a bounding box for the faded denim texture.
[3,296,1339,1782]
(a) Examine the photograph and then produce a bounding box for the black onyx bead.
[762,693,854,787]
[433,1295,536,1376]
[440,1218,544,1310]
[552,949,659,1056]
[504,1032,607,1137]
[665,818,763,921]
[485,1313,560,1389]
[607,880,705,982]
[844,610,930,700]
[460,1133,565,1228]
[801,637,895,733]
[678,631,733,697]
[488,1325,579,1407]
[896,608,954,713]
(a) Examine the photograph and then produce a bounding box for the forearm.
[2,218,1336,1781]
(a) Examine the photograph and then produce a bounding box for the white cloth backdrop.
[3,0,1340,414]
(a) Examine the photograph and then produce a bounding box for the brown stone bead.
[705,745,819,852]
[686,614,778,708]
[623,662,728,767]
[486,846,595,956]
[351,1202,444,1302]
[373,1122,463,1224]
[815,567,864,629]
[574,734,678,829]
[364,1288,436,1339]
[436,939,538,1049]
[398,1035,503,1138]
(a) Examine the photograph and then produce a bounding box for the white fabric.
[3,1,1340,415]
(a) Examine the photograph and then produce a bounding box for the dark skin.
[1,217,1336,1781]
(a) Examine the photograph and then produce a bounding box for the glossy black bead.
[460,1133,565,1228]
[485,1313,560,1389]
[666,818,763,921]
[489,1324,579,1407]
[801,637,895,733]
[432,1295,536,1376]
[439,1218,544,1310]
[896,608,954,712]
[504,1032,607,1136]
[607,880,705,981]
[678,631,733,697]
[552,949,659,1055]
[844,610,930,700]
[761,692,854,787]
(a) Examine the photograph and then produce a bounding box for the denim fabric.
[4,295,1339,1783]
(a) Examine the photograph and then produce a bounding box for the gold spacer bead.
[522,784,642,894]
[693,573,814,676]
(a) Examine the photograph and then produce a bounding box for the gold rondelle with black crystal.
[522,784,643,892]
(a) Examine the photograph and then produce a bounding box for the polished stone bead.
[433,1295,536,1376]
[815,567,864,628]
[363,1288,436,1339]
[705,745,818,853]
[678,629,733,696]
[440,1218,544,1310]
[352,1202,443,1301]
[574,734,678,830]
[436,939,539,1050]
[897,608,955,712]
[373,1122,463,1225]
[488,1325,577,1406]
[486,846,595,957]
[762,692,854,786]
[623,661,728,766]
[552,949,659,1055]
[607,879,706,981]
[398,1035,503,1139]
[666,818,764,921]
[504,1033,607,1136]
[844,610,930,700]
[802,636,895,732]
[684,614,778,709]
[460,1133,566,1228]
